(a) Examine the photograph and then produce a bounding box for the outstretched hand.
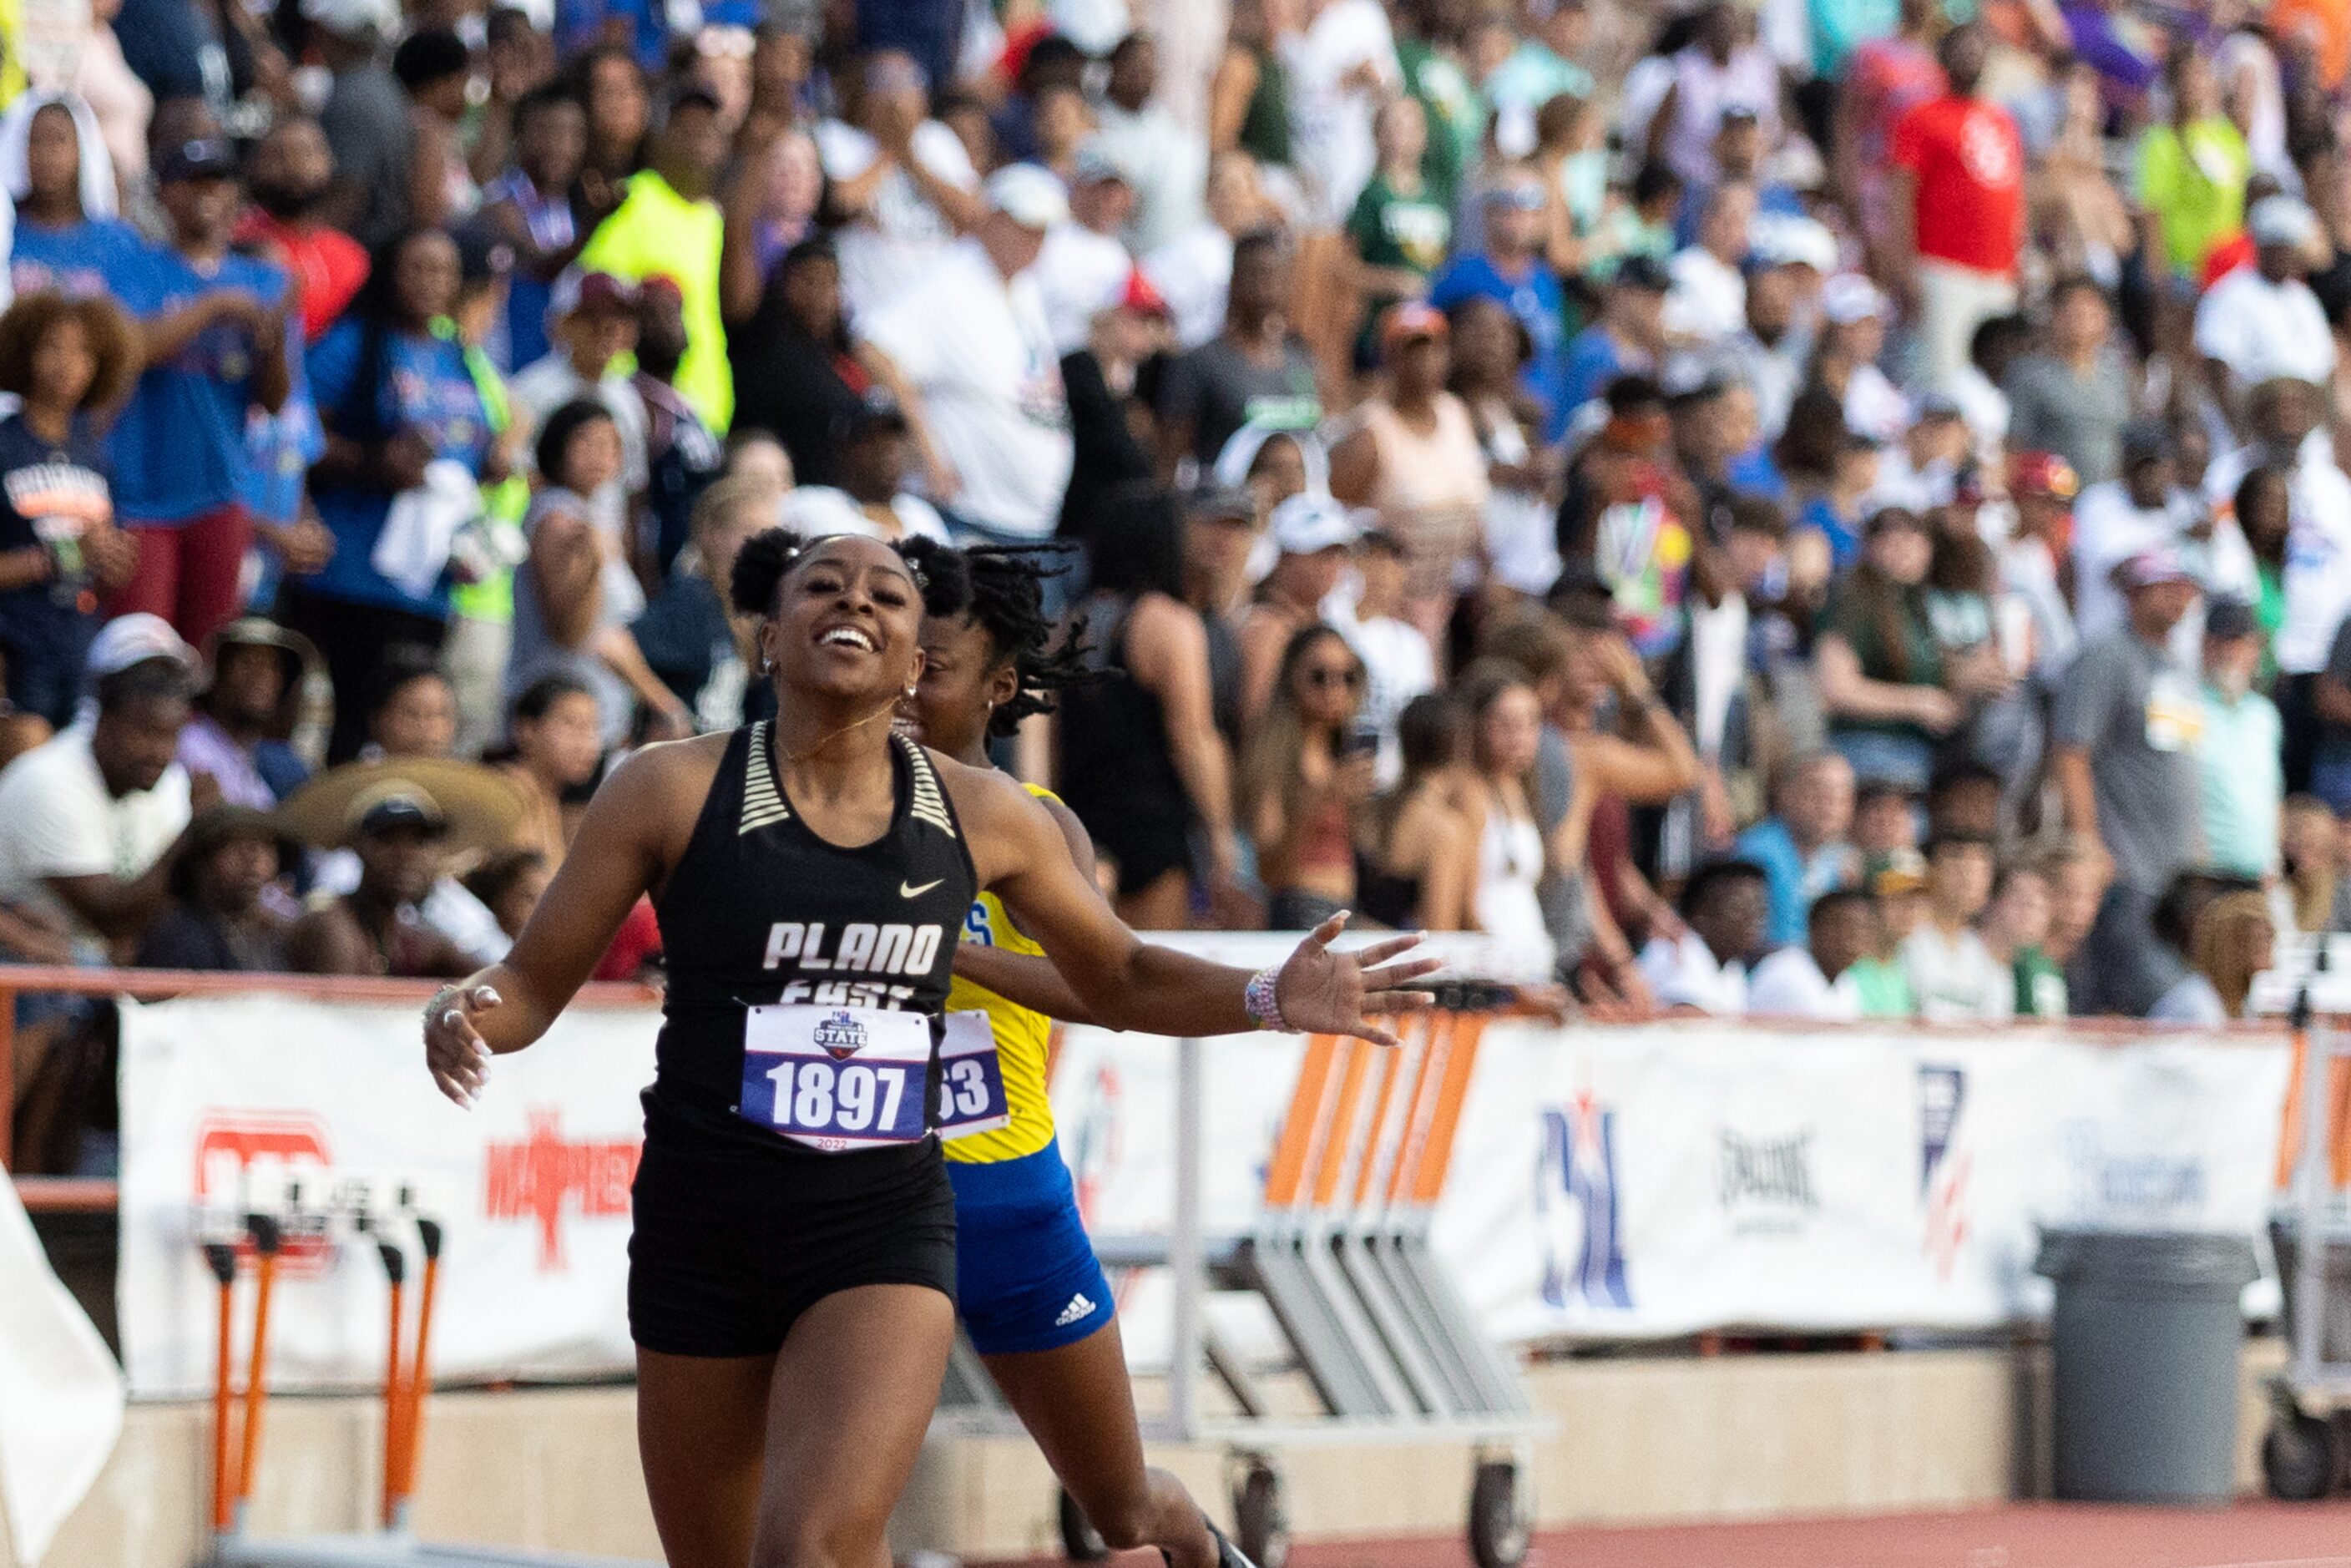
[1272,912,1443,1047]
[424,984,502,1107]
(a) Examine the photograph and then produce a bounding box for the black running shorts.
[628,1130,958,1358]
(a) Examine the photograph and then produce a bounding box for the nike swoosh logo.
[901,879,944,898]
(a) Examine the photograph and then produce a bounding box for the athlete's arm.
[421,741,698,1105]
[954,765,1438,1045]
[950,794,1105,1024]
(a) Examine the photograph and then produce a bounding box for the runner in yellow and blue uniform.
[897,539,1249,1568]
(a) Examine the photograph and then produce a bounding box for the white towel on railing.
[0,1177,122,1565]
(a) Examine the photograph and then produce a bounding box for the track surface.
[1260,1504,2351,1568]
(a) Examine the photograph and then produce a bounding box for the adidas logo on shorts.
[1055,1292,1098,1328]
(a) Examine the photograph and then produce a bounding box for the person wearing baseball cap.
[1035,140,1137,355]
[2195,191,2335,405]
[512,270,649,492]
[108,131,293,653]
[2050,541,2207,1015]
[853,161,1075,549]
[1237,494,1360,718]
[2196,597,2281,880]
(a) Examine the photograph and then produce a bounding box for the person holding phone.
[1239,624,1377,929]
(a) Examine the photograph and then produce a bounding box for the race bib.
[937,1009,1010,1141]
[739,1004,933,1152]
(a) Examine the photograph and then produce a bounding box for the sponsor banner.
[119,991,2288,1395]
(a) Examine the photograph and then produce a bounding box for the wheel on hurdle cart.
[1058,1485,1111,1562]
[1467,1459,1529,1568]
[1233,1458,1290,1568]
[2262,1407,2339,1500]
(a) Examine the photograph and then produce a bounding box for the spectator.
[1813,275,1910,442]
[1556,255,1671,420]
[1059,271,1171,547]
[630,276,726,579]
[1639,855,1767,1014]
[2195,196,2336,416]
[509,398,690,745]
[1456,662,1555,955]
[1241,493,1358,722]
[1736,750,1858,948]
[107,137,292,650]
[1925,761,2004,843]
[1747,888,1876,1019]
[1095,33,1207,255]
[570,43,650,200]
[2199,597,2283,878]
[2072,426,2232,666]
[816,50,982,317]
[1034,148,1139,357]
[491,673,602,864]
[1646,1,1779,190]
[2002,277,2131,488]
[235,115,372,346]
[1287,0,1399,229]
[313,0,416,252]
[1451,294,1560,599]
[132,806,292,971]
[634,471,763,727]
[361,655,460,761]
[2053,547,2207,1016]
[1331,529,1436,782]
[577,86,732,429]
[1980,856,2069,1018]
[1725,230,1822,442]
[1240,625,1374,928]
[0,291,139,729]
[1816,507,1963,790]
[1900,831,2010,1021]
[394,30,480,233]
[4,94,141,301]
[510,271,647,488]
[1390,0,1477,210]
[1340,97,1449,370]
[463,846,551,942]
[1361,691,1475,930]
[1889,24,2025,394]
[857,164,1075,547]
[1331,302,1488,637]
[1157,227,1323,477]
[2149,889,2275,1022]
[176,619,316,808]
[481,86,589,374]
[779,393,952,545]
[2136,42,2252,289]
[286,793,484,978]
[2283,795,2351,932]
[1059,483,1245,928]
[293,225,496,764]
[1835,0,1944,276]
[1428,169,1570,438]
[1209,0,1297,176]
[731,239,866,488]
[0,627,200,949]
[1145,150,1278,353]
[1662,180,1754,349]
[2000,450,2081,680]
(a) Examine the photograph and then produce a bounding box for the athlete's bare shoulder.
[924,748,1056,880]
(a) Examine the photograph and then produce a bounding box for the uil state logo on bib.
[814,1010,868,1061]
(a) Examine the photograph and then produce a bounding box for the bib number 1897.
[740,1004,933,1152]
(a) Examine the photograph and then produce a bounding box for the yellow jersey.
[943,784,1059,1164]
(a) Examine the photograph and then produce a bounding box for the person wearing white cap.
[1816,273,1912,443]
[1034,142,1139,355]
[2193,192,2336,418]
[854,163,1075,546]
[1237,493,1358,721]
[0,624,201,948]
[306,0,413,251]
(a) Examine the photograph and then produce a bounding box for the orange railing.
[0,968,658,1212]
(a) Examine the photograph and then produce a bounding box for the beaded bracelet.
[1244,964,1288,1031]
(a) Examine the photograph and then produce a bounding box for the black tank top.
[648,721,978,1157]
[1057,593,1192,835]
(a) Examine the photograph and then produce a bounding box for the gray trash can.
[2034,1228,2260,1504]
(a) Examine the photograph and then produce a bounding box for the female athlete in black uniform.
[422,530,1436,1568]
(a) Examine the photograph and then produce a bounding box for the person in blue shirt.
[1556,255,1671,420]
[1736,750,1862,946]
[286,225,498,761]
[1673,108,1807,249]
[1427,169,1574,441]
[106,139,294,653]
[3,95,150,301]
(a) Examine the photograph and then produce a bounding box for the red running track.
[1259,1505,2351,1568]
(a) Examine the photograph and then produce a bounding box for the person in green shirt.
[579,88,732,432]
[2136,43,2252,281]
[1394,0,1484,211]
[1981,857,2070,1018]
[1817,508,1954,792]
[1342,98,1453,368]
[1847,852,1927,1016]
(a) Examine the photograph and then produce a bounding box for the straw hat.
[276,757,528,856]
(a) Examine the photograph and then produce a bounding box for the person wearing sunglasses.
[1239,624,1375,929]
[1236,491,1359,723]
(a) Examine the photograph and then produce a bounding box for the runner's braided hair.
[900,538,1090,738]
[730,527,970,620]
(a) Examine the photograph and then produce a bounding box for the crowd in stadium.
[6,0,2351,1170]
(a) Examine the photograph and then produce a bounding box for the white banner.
[118,994,2292,1397]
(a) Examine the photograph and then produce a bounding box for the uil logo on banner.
[1919,1065,1970,1280]
[1536,1094,1633,1310]
[813,1010,867,1061]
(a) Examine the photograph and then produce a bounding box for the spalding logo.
[813,1010,867,1061]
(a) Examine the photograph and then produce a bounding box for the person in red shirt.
[1889,23,2025,395]
[233,115,371,344]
